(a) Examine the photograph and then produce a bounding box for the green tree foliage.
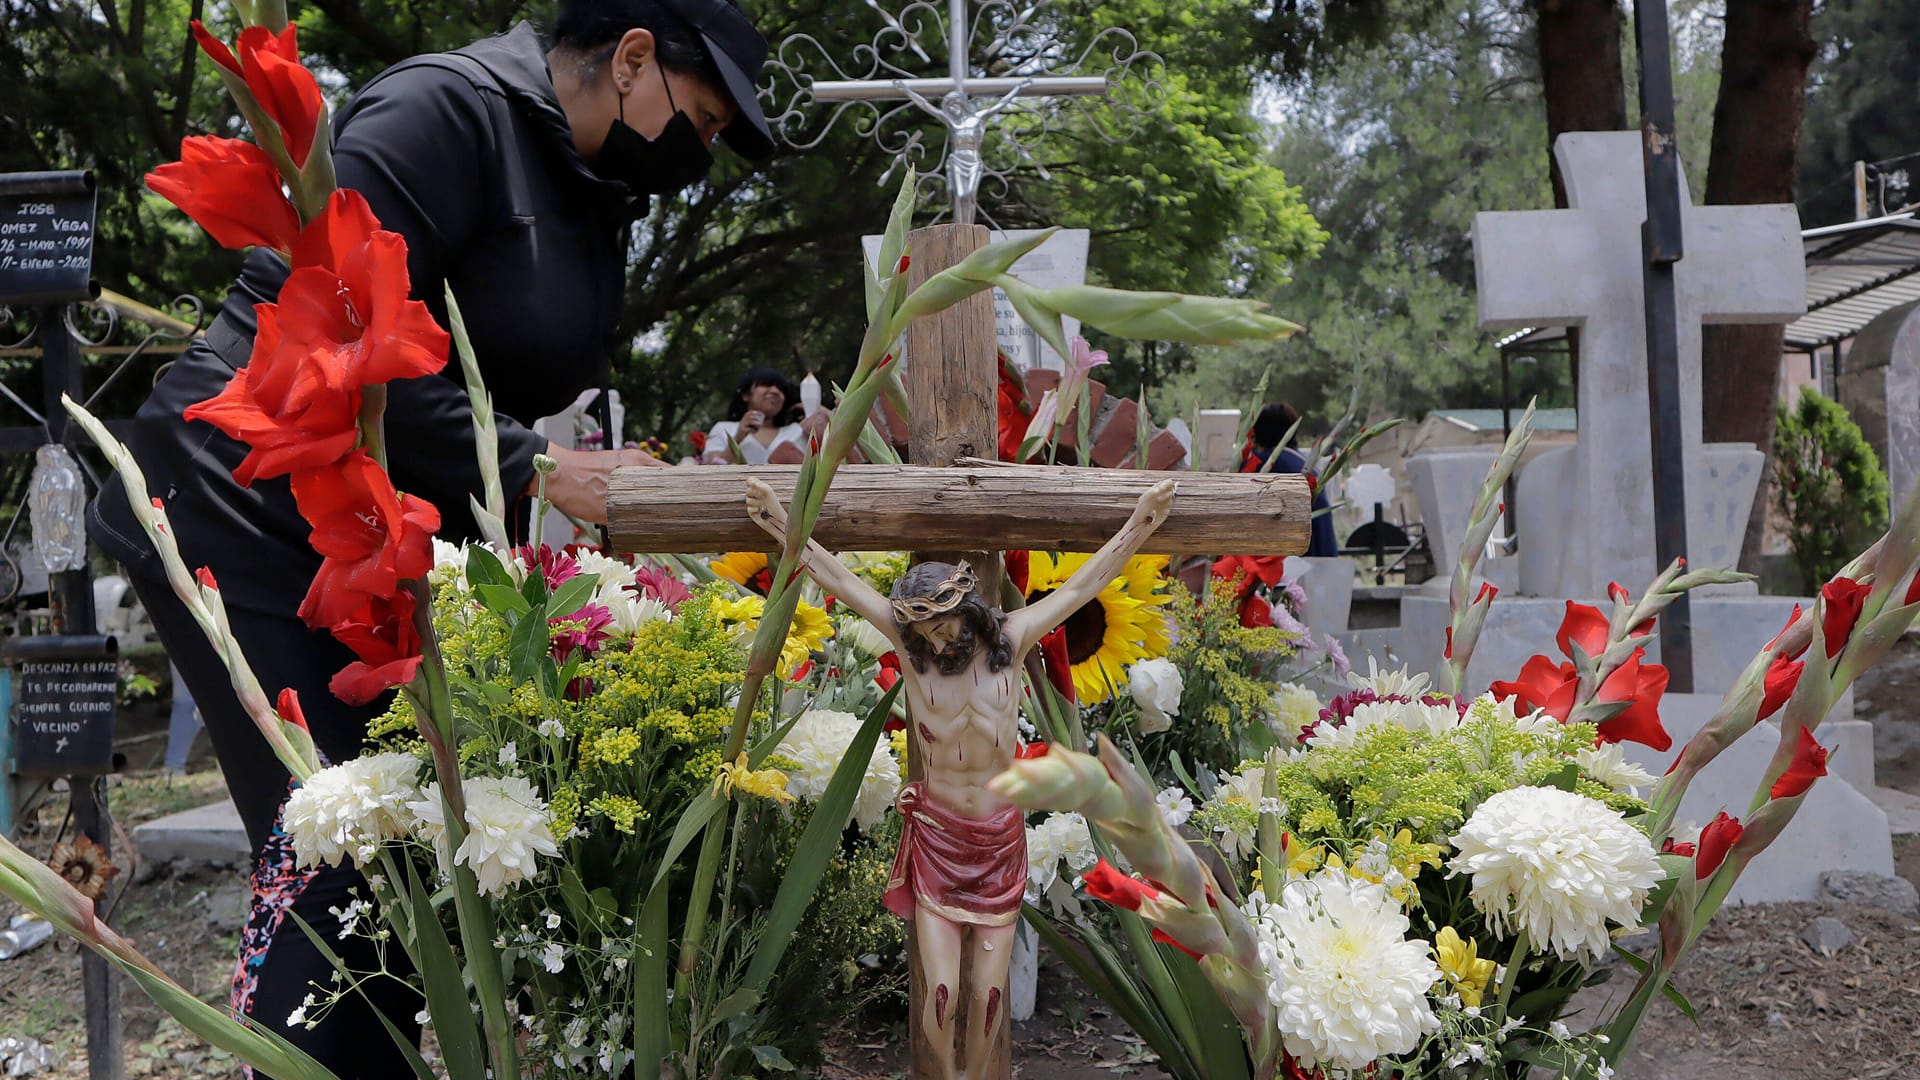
[1,0,1323,451]
[1772,387,1888,590]
[1161,0,1562,422]
[1798,0,1920,227]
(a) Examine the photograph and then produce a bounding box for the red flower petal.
[1661,837,1696,858]
[1556,600,1610,662]
[1004,550,1030,595]
[327,590,423,705]
[1151,928,1203,960]
[1081,859,1157,912]
[1769,726,1829,800]
[1039,626,1076,703]
[189,20,242,75]
[1695,812,1743,880]
[194,567,219,591]
[1759,653,1803,720]
[237,24,323,168]
[1016,742,1050,760]
[290,452,439,630]
[145,137,299,252]
[1490,655,1578,720]
[1820,578,1870,658]
[1765,603,1806,659]
[274,687,309,732]
[1594,648,1672,751]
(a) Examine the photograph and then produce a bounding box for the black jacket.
[90,23,636,615]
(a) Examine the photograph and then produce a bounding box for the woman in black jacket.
[87,1,774,1071]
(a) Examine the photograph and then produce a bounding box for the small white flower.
[540,943,565,974]
[410,776,561,897]
[428,538,470,590]
[1466,1043,1487,1062]
[498,741,519,768]
[776,710,899,830]
[1549,1021,1572,1040]
[1025,812,1097,897]
[1574,742,1658,795]
[1449,786,1664,961]
[282,753,423,869]
[564,1017,590,1048]
[538,718,567,739]
[544,909,562,929]
[415,1008,431,1025]
[1247,872,1440,1072]
[1128,658,1185,734]
[1156,787,1194,828]
[1597,1065,1615,1080]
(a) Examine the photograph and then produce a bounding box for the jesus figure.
[744,477,1177,1079]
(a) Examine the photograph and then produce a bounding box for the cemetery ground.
[5,641,1919,1079]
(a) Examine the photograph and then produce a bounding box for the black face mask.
[597,63,712,197]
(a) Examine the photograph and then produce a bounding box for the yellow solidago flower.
[713,753,795,805]
[1433,926,1497,1008]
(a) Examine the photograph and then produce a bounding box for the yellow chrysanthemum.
[1024,552,1173,704]
[710,551,771,590]
[1433,926,1496,1008]
[713,753,795,805]
[711,593,833,677]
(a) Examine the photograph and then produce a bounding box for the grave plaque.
[0,171,98,306]
[8,635,117,777]
[864,229,1090,372]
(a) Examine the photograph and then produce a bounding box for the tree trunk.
[1700,0,1817,573]
[1532,0,1628,208]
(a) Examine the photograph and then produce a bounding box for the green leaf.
[465,545,513,590]
[1024,906,1198,1079]
[473,583,530,617]
[751,1044,797,1072]
[741,685,901,992]
[402,858,487,1079]
[545,573,601,621]
[1160,945,1252,1079]
[708,989,763,1028]
[1610,943,1699,1021]
[631,883,670,1080]
[508,600,550,685]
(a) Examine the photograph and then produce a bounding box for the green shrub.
[1773,388,1888,589]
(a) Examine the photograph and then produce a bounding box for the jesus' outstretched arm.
[1004,479,1176,656]
[743,477,905,649]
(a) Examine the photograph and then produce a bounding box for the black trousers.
[130,572,421,1079]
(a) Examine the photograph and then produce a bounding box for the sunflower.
[1024,553,1173,704]
[48,833,118,900]
[712,593,833,677]
[710,551,773,594]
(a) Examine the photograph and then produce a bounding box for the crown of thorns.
[891,562,978,624]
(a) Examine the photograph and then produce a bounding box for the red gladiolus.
[146,136,300,252]
[282,191,450,381]
[1695,812,1743,879]
[1820,577,1870,658]
[1489,655,1580,721]
[195,567,219,591]
[183,304,362,484]
[875,665,900,693]
[1237,590,1275,629]
[1592,647,1672,751]
[1770,726,1829,800]
[1765,604,1807,659]
[1608,581,1629,604]
[274,687,309,732]
[328,590,424,705]
[1004,550,1029,594]
[1151,928,1204,960]
[1661,837,1696,858]
[997,359,1030,462]
[1213,554,1286,590]
[883,715,906,733]
[688,430,708,452]
[789,660,814,682]
[1905,569,1920,607]
[1556,601,1611,661]
[190,21,325,168]
[1443,626,1453,661]
[1081,859,1157,911]
[1759,652,1804,720]
[1016,742,1050,760]
[1039,626,1076,702]
[291,452,440,630]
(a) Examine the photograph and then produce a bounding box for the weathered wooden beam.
[606,461,1312,556]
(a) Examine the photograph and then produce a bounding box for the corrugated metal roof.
[1786,212,1920,350]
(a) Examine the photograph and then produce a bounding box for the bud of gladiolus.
[195,567,218,591]
[1475,582,1498,604]
[896,254,910,274]
[1017,742,1050,760]
[1820,577,1870,658]
[1758,653,1803,719]
[1661,837,1696,858]
[1695,812,1743,879]
[275,688,309,732]
[1608,582,1629,604]
[1081,859,1158,911]
[1769,727,1828,800]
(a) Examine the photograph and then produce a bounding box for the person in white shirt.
[703,367,807,464]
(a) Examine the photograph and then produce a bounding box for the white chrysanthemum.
[1471,692,1559,737]
[1306,696,1458,750]
[1272,683,1322,740]
[1128,658,1184,734]
[574,549,638,597]
[603,590,670,636]
[282,752,423,868]
[1574,743,1657,795]
[410,777,561,897]
[1250,873,1440,1073]
[1448,786,1663,961]
[775,710,900,831]
[1345,657,1431,701]
[1025,812,1097,895]
[838,617,895,659]
[429,539,470,591]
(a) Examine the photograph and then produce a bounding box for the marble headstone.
[1835,299,1920,513]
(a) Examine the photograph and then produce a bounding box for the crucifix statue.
[766,0,1161,225]
[746,476,1174,1075]
[607,224,1308,1078]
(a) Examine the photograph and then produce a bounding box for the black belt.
[202,317,251,372]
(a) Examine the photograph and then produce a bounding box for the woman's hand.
[539,443,667,525]
[738,409,767,435]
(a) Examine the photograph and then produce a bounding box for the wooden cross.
[606,224,1308,1078]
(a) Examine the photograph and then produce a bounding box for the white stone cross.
[1471,131,1807,599]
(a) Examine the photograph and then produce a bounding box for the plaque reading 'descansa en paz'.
[9,635,118,777]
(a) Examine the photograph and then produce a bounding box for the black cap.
[663,0,775,160]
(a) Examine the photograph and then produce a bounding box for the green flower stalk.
[1440,401,1534,697]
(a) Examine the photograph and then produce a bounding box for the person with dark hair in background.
[86,1,775,1071]
[1244,402,1339,558]
[702,365,808,463]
